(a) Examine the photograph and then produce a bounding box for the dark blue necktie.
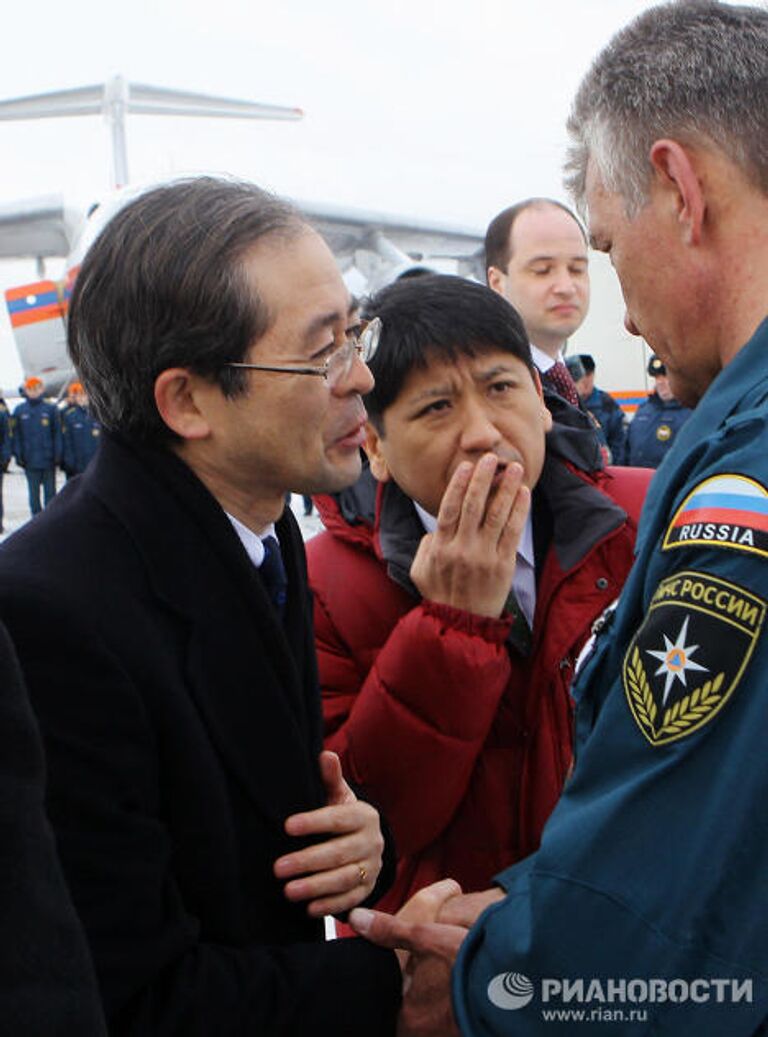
[260,535,287,617]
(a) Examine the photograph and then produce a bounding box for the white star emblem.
[646,615,709,705]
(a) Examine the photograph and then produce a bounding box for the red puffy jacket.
[308,436,651,911]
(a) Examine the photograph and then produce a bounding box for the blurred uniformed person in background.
[60,382,101,479]
[12,376,61,515]
[623,355,691,468]
[573,352,626,463]
[0,396,10,533]
[564,353,612,463]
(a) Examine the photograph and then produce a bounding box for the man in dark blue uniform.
[349,3,768,1034]
[575,353,626,463]
[60,382,101,478]
[0,397,10,532]
[12,376,61,515]
[564,353,615,464]
[623,356,691,468]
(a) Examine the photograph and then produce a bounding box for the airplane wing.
[298,199,485,287]
[0,194,78,261]
[0,187,486,394]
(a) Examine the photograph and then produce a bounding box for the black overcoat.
[0,619,106,1035]
[0,434,400,1036]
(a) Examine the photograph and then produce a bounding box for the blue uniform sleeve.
[61,412,72,472]
[605,398,627,464]
[12,406,24,466]
[0,410,10,466]
[53,406,63,465]
[453,534,768,1034]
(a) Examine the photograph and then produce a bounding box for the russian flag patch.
[663,474,768,558]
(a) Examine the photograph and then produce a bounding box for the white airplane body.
[0,78,651,409]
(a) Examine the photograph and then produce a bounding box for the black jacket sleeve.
[0,619,107,1035]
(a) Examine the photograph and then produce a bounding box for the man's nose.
[459,402,503,453]
[552,269,577,295]
[333,349,374,396]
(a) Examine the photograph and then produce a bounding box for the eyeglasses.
[224,317,382,388]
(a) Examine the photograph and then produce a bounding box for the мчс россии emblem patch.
[623,570,765,746]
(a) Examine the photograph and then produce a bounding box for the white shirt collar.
[529,343,565,374]
[226,512,276,569]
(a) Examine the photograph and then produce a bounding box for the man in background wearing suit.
[485,198,589,408]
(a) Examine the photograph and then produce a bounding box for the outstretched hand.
[437,886,505,927]
[350,880,468,1037]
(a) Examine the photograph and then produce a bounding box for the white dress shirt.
[226,512,276,569]
[530,343,565,374]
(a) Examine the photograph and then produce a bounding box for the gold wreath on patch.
[623,570,766,746]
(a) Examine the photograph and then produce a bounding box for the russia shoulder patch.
[662,473,768,559]
[623,570,766,746]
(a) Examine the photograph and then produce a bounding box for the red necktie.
[545,361,580,408]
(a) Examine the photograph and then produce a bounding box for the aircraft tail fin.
[4,280,70,392]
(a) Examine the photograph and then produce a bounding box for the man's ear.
[487,266,507,295]
[363,421,391,483]
[648,139,705,246]
[154,368,211,440]
[531,367,553,433]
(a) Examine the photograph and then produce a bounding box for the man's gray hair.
[565,0,768,216]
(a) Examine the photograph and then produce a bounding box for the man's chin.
[549,317,583,338]
[312,451,364,495]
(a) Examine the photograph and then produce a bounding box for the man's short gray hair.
[565,0,768,216]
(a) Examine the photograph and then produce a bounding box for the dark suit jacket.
[0,434,400,1036]
[0,618,106,1035]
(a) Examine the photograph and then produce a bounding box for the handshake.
[350,882,505,1037]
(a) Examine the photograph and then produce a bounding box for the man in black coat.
[0,619,106,1034]
[0,178,404,1035]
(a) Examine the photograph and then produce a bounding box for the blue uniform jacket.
[623,393,691,468]
[12,398,61,470]
[61,404,101,474]
[454,318,768,1035]
[584,386,626,463]
[0,406,11,468]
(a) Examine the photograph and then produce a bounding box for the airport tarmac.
[0,464,326,543]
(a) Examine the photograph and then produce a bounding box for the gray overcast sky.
[0,0,733,386]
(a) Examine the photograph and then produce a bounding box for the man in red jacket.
[307,274,651,911]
